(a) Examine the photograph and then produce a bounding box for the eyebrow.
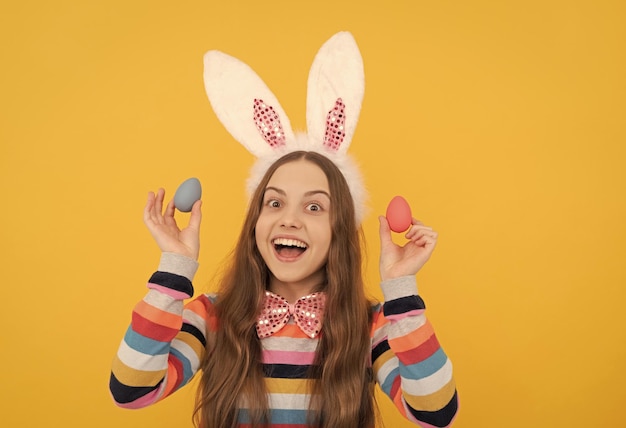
[264,186,331,199]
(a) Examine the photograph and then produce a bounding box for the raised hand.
[378,216,438,281]
[143,188,202,260]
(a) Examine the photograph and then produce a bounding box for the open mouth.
[273,238,308,259]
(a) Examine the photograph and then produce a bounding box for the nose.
[279,206,302,229]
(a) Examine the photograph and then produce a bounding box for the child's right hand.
[143,188,202,260]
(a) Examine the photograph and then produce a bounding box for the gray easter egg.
[174,177,202,212]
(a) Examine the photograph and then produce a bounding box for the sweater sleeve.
[370,276,459,427]
[109,253,217,408]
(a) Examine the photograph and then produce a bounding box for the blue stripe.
[400,348,448,381]
[170,346,194,384]
[378,365,400,396]
[270,409,310,424]
[238,408,309,424]
[124,326,169,355]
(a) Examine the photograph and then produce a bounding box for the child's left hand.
[378,216,438,281]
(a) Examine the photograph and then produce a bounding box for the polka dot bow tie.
[256,291,326,338]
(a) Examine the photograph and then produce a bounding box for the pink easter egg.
[386,196,412,233]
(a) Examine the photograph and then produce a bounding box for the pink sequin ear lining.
[254,99,286,147]
[323,98,346,150]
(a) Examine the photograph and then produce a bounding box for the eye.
[266,199,281,208]
[307,203,322,212]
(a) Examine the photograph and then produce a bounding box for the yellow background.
[1,1,624,427]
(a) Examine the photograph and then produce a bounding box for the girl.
[110,32,458,428]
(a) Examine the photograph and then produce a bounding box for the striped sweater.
[110,253,458,427]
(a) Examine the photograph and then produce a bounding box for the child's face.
[255,159,332,293]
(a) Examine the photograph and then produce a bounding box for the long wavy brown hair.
[193,151,375,428]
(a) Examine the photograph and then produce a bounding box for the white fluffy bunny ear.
[203,50,296,158]
[202,32,369,223]
[306,31,365,154]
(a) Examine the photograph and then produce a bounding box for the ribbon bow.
[256,291,326,338]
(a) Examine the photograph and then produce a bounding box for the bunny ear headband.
[203,31,367,223]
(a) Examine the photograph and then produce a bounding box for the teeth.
[273,238,307,248]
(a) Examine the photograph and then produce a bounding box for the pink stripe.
[262,349,316,365]
[385,308,424,322]
[412,421,444,428]
[402,396,459,428]
[147,283,190,300]
[113,388,161,409]
[371,335,388,349]
[409,415,457,428]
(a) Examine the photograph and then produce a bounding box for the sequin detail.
[254,99,286,147]
[323,98,345,150]
[256,291,325,338]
